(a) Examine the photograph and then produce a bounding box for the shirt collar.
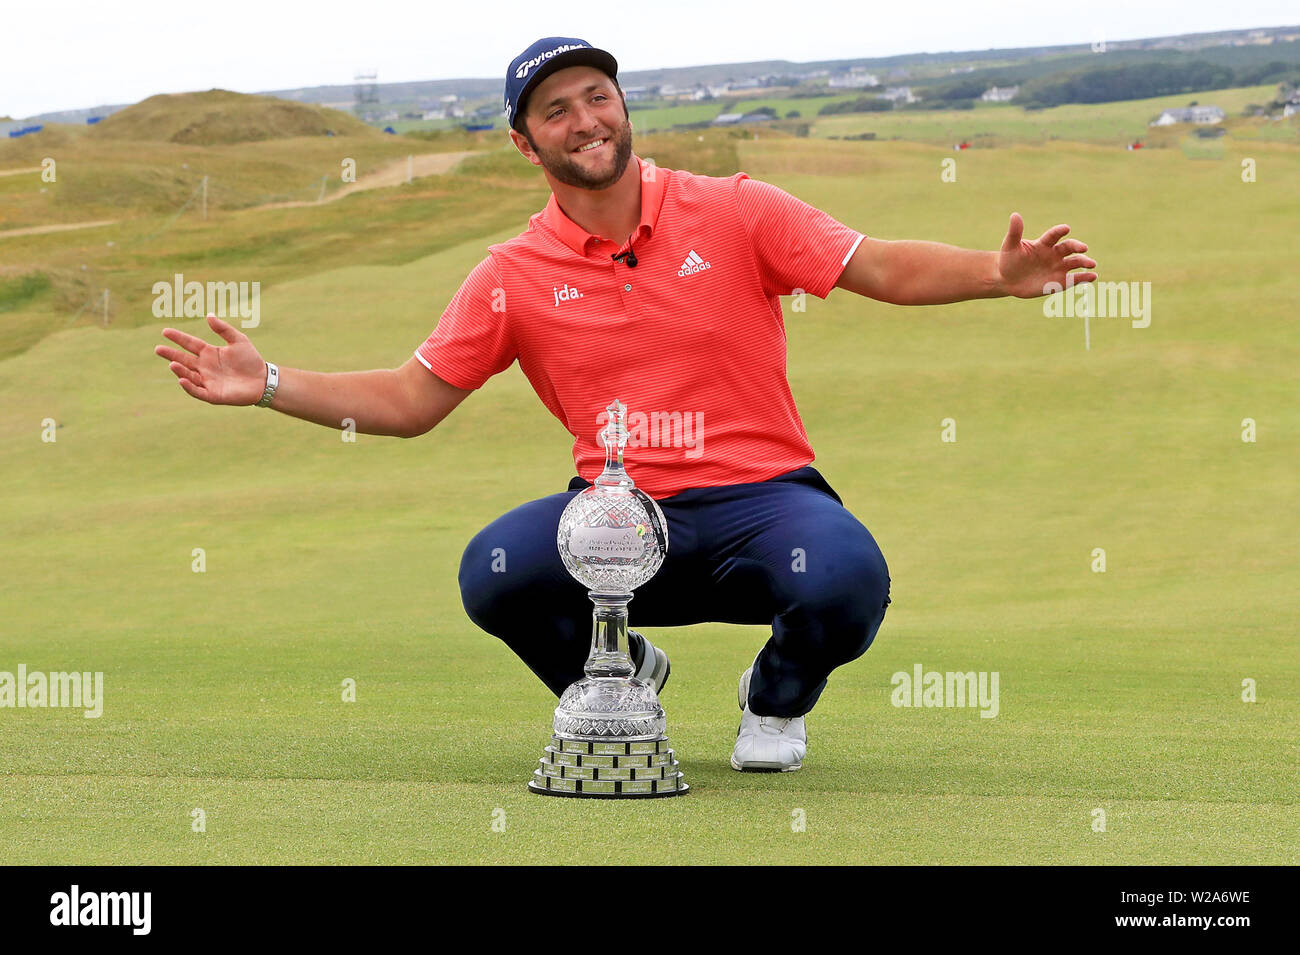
[541,155,666,257]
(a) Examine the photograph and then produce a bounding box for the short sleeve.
[414,255,516,390]
[734,176,865,300]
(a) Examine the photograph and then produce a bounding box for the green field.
[585,83,1300,146]
[1,95,1297,864]
[628,92,865,131]
[811,84,1293,143]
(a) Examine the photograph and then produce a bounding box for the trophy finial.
[597,398,632,486]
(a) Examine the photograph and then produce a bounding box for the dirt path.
[0,219,117,239]
[253,150,478,210]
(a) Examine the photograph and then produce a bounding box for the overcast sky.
[4,0,1297,118]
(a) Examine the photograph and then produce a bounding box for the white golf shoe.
[731,658,806,772]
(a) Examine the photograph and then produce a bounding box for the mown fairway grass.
[1,117,1296,863]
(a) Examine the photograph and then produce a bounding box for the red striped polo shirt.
[415,154,864,499]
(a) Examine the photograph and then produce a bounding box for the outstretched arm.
[155,314,470,438]
[834,213,1097,305]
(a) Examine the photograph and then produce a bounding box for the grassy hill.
[0,123,1296,863]
[0,92,490,228]
[93,89,378,145]
[0,92,534,361]
[0,115,743,363]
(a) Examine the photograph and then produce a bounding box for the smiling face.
[511,65,634,190]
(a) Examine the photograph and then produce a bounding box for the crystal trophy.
[528,399,688,797]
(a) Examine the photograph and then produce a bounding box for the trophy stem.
[584,593,634,678]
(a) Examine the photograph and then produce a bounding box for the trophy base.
[528,735,688,798]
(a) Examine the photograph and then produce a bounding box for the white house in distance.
[1150,105,1225,126]
[881,86,917,104]
[1281,86,1300,117]
[829,69,880,88]
[981,85,1019,102]
[711,112,774,126]
[422,103,465,120]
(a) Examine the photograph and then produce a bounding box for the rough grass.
[0,271,50,310]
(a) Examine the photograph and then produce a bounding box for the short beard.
[527,119,634,190]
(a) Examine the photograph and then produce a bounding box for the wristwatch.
[256,361,279,407]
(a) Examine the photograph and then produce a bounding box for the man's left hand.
[996,212,1097,298]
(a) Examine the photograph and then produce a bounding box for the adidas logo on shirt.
[677,250,711,277]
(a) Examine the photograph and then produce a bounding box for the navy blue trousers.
[458,466,891,718]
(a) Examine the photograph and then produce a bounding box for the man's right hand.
[155,314,267,406]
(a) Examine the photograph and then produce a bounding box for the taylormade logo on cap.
[515,42,591,81]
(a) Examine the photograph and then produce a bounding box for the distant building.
[622,85,649,101]
[981,85,1019,102]
[1150,105,1224,126]
[711,112,771,126]
[422,105,463,120]
[829,70,879,88]
[882,86,917,104]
